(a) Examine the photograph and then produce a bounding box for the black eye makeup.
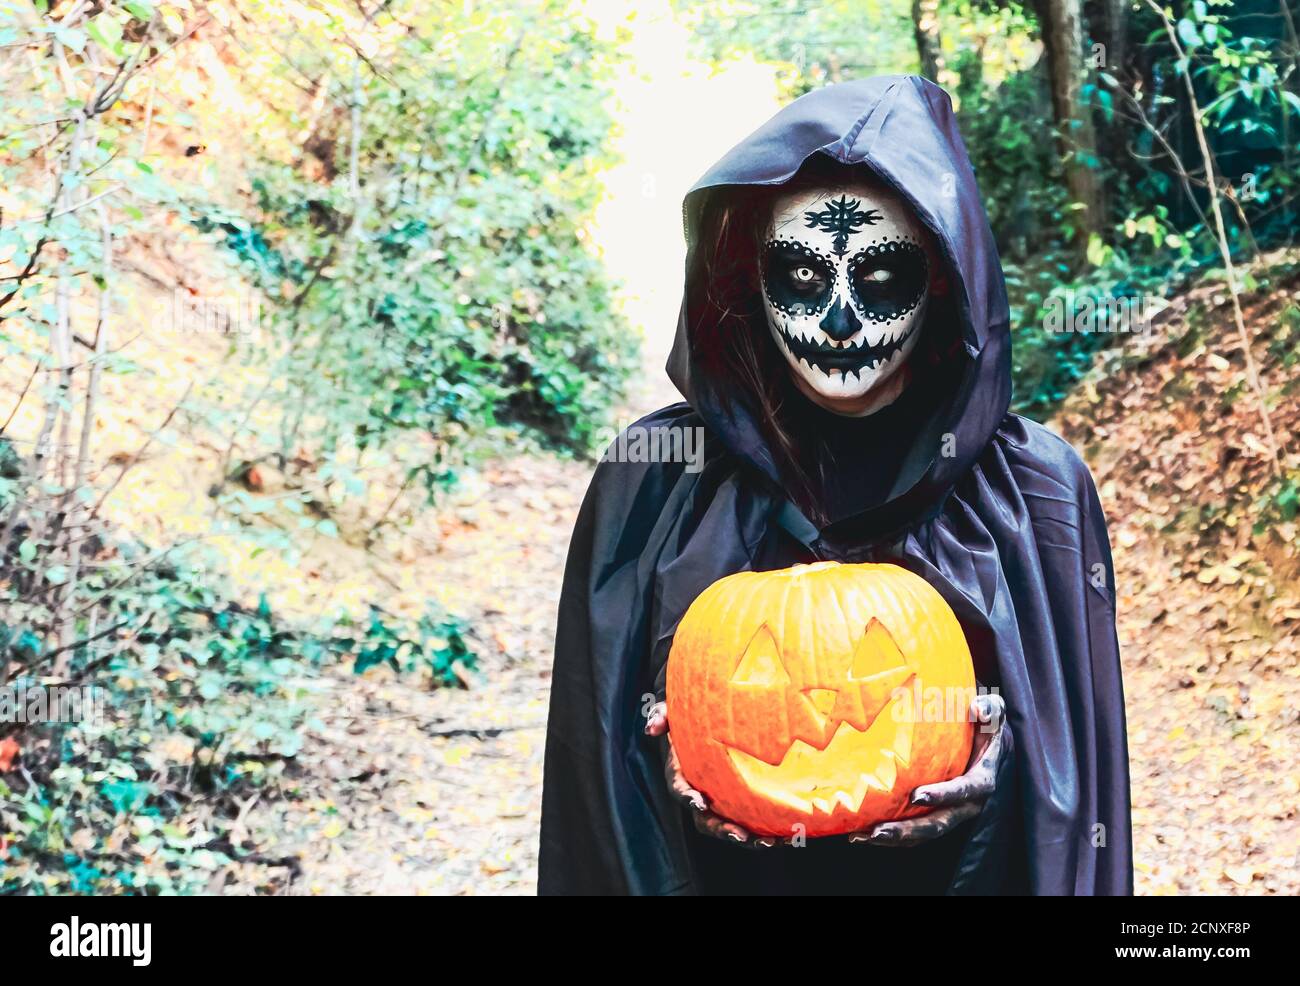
[761,239,836,316]
[846,239,928,323]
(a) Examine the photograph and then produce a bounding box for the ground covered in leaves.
[1054,260,1300,895]
[211,456,586,895]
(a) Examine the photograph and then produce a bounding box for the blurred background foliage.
[0,0,1297,893]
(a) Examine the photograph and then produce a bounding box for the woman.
[539,76,1132,895]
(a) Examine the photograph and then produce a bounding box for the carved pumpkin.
[666,561,975,838]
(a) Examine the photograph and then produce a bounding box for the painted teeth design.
[776,321,915,376]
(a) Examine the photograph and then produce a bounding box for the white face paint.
[760,180,931,415]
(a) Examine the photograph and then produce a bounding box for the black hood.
[666,75,1012,540]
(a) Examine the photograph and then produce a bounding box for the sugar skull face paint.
[761,180,931,413]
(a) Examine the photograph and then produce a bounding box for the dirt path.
[227,455,588,895]
[1110,529,1300,896]
[229,318,691,895]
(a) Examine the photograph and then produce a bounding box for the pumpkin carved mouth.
[724,692,915,815]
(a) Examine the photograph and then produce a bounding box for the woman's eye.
[790,266,820,285]
[861,268,894,284]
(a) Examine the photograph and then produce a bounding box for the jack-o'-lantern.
[665,561,975,838]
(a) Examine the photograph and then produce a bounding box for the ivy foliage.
[1,544,475,895]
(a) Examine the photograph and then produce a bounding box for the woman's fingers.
[650,700,757,845]
[662,735,707,812]
[963,692,1006,766]
[910,735,999,807]
[908,768,993,809]
[909,693,1006,809]
[656,723,757,845]
[851,694,1008,844]
[644,700,668,737]
[693,810,753,845]
[851,801,982,847]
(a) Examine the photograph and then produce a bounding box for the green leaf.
[123,1,155,21]
[1176,19,1200,49]
[85,14,124,53]
[53,26,88,53]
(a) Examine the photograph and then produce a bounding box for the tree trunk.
[1087,0,1128,73]
[1034,0,1099,240]
[1083,0,1131,221]
[912,0,944,82]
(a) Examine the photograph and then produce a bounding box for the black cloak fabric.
[539,76,1133,896]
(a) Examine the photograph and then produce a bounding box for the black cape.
[539,76,1133,895]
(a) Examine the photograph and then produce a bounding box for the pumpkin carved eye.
[666,562,976,838]
[729,625,787,686]
[852,617,907,679]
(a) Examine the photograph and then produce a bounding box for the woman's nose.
[819,296,862,341]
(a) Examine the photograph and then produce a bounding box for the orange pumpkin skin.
[666,562,976,838]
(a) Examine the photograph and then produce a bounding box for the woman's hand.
[849,692,1009,847]
[646,702,783,848]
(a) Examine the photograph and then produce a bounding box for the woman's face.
[760,179,932,416]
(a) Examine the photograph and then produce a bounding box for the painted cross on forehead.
[804,195,882,256]
[760,179,932,415]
